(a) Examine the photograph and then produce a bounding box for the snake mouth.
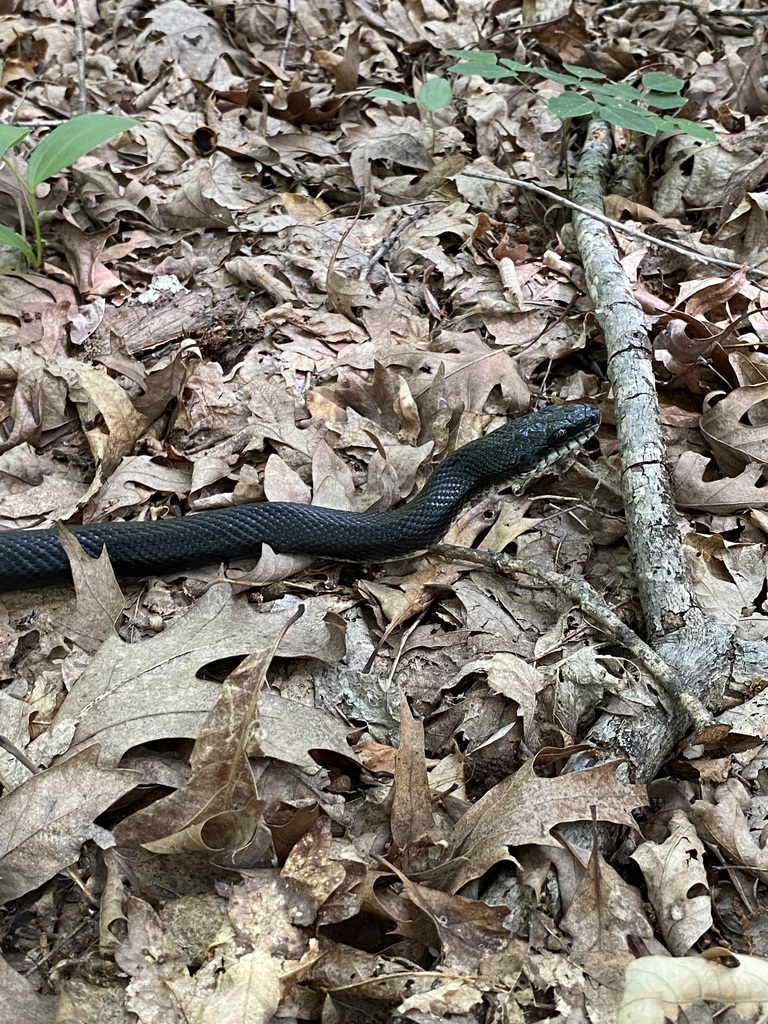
[538,417,600,468]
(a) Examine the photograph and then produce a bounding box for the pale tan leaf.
[631,810,712,955]
[30,588,344,767]
[674,452,767,512]
[617,952,768,1024]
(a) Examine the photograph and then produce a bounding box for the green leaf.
[589,81,645,102]
[26,113,138,189]
[597,102,659,135]
[499,59,537,74]
[417,77,453,111]
[643,92,686,110]
[368,88,414,103]
[665,117,716,141]
[448,61,512,79]
[548,93,597,119]
[562,64,606,80]
[0,223,34,260]
[641,71,683,93]
[0,124,30,162]
[535,68,581,85]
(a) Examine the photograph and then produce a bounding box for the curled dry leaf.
[617,952,768,1024]
[700,382,768,475]
[631,809,712,955]
[691,783,768,883]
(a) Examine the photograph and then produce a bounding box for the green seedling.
[0,112,138,267]
[445,52,716,142]
[368,76,453,114]
[368,77,454,152]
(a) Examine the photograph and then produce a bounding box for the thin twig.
[279,0,297,72]
[360,205,430,282]
[598,1,763,35]
[458,168,768,282]
[431,544,713,731]
[70,0,88,114]
[0,734,41,773]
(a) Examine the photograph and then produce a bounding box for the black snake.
[0,403,600,590]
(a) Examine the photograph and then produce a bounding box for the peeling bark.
[565,120,766,784]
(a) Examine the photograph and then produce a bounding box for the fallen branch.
[565,120,767,782]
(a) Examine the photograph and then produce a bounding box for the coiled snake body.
[0,403,599,590]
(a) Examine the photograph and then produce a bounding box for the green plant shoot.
[0,112,138,268]
[368,77,453,113]
[445,53,716,142]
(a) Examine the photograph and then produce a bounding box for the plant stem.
[2,156,42,266]
[26,188,43,267]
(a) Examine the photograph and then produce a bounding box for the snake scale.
[0,403,600,590]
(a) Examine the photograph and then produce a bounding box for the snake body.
[0,403,599,590]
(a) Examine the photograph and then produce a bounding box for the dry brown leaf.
[255,689,362,769]
[113,613,297,857]
[391,693,445,874]
[57,219,120,294]
[450,653,544,749]
[719,687,768,743]
[681,267,749,318]
[30,588,344,768]
[87,456,192,520]
[351,332,530,409]
[674,452,767,512]
[115,896,211,1022]
[0,442,89,523]
[442,760,647,891]
[387,860,509,975]
[133,1,252,85]
[0,745,138,905]
[631,810,712,955]
[560,845,653,989]
[691,783,768,883]
[77,366,150,474]
[700,383,768,475]
[0,954,54,1024]
[52,523,124,652]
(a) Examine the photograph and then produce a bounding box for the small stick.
[279,0,297,72]
[458,168,768,282]
[361,205,430,281]
[71,0,88,114]
[0,734,40,774]
[431,543,714,731]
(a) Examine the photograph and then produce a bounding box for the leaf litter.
[0,1,766,1022]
